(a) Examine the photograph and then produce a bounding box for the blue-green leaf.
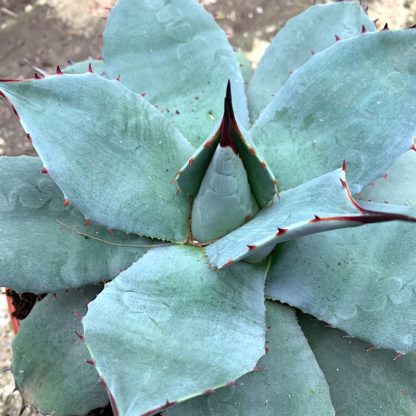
[13,286,109,415]
[0,74,194,241]
[165,301,335,416]
[191,145,259,242]
[0,156,154,293]
[251,30,416,192]
[83,245,266,416]
[248,1,375,121]
[301,314,416,415]
[206,167,416,269]
[266,150,416,352]
[103,0,248,147]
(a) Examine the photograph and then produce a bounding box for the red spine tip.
[248,147,256,155]
[41,167,48,174]
[276,227,288,237]
[85,359,96,366]
[342,160,348,171]
[310,215,321,223]
[85,218,91,226]
[310,49,316,55]
[56,66,63,75]
[382,23,389,31]
[335,34,341,42]
[88,63,93,73]
[247,245,256,251]
[226,380,238,386]
[203,388,215,395]
[261,161,267,169]
[366,345,378,352]
[74,331,85,341]
[204,139,214,148]
[34,73,40,79]
[393,352,404,361]
[115,75,121,81]
[63,199,70,207]
[361,24,367,33]
[252,366,265,372]
[188,159,194,167]
[224,259,235,268]
[411,144,416,151]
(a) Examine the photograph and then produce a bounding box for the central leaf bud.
[191,83,259,242]
[175,81,278,244]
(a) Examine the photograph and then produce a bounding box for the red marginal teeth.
[310,215,321,223]
[276,227,288,236]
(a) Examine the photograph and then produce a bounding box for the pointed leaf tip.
[219,81,238,154]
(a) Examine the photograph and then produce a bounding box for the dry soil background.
[0,0,415,414]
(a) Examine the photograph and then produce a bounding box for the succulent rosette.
[1,1,416,415]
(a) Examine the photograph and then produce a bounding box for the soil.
[0,0,415,414]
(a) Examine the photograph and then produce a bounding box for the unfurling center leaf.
[177,82,277,242]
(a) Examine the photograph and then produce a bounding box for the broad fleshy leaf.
[176,82,277,209]
[251,30,416,192]
[266,150,416,353]
[103,0,248,147]
[301,315,416,415]
[83,245,266,416]
[12,286,109,415]
[205,167,416,269]
[247,1,375,121]
[165,301,335,416]
[0,74,194,241]
[0,156,154,293]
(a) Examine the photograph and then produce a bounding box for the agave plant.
[1,0,416,415]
